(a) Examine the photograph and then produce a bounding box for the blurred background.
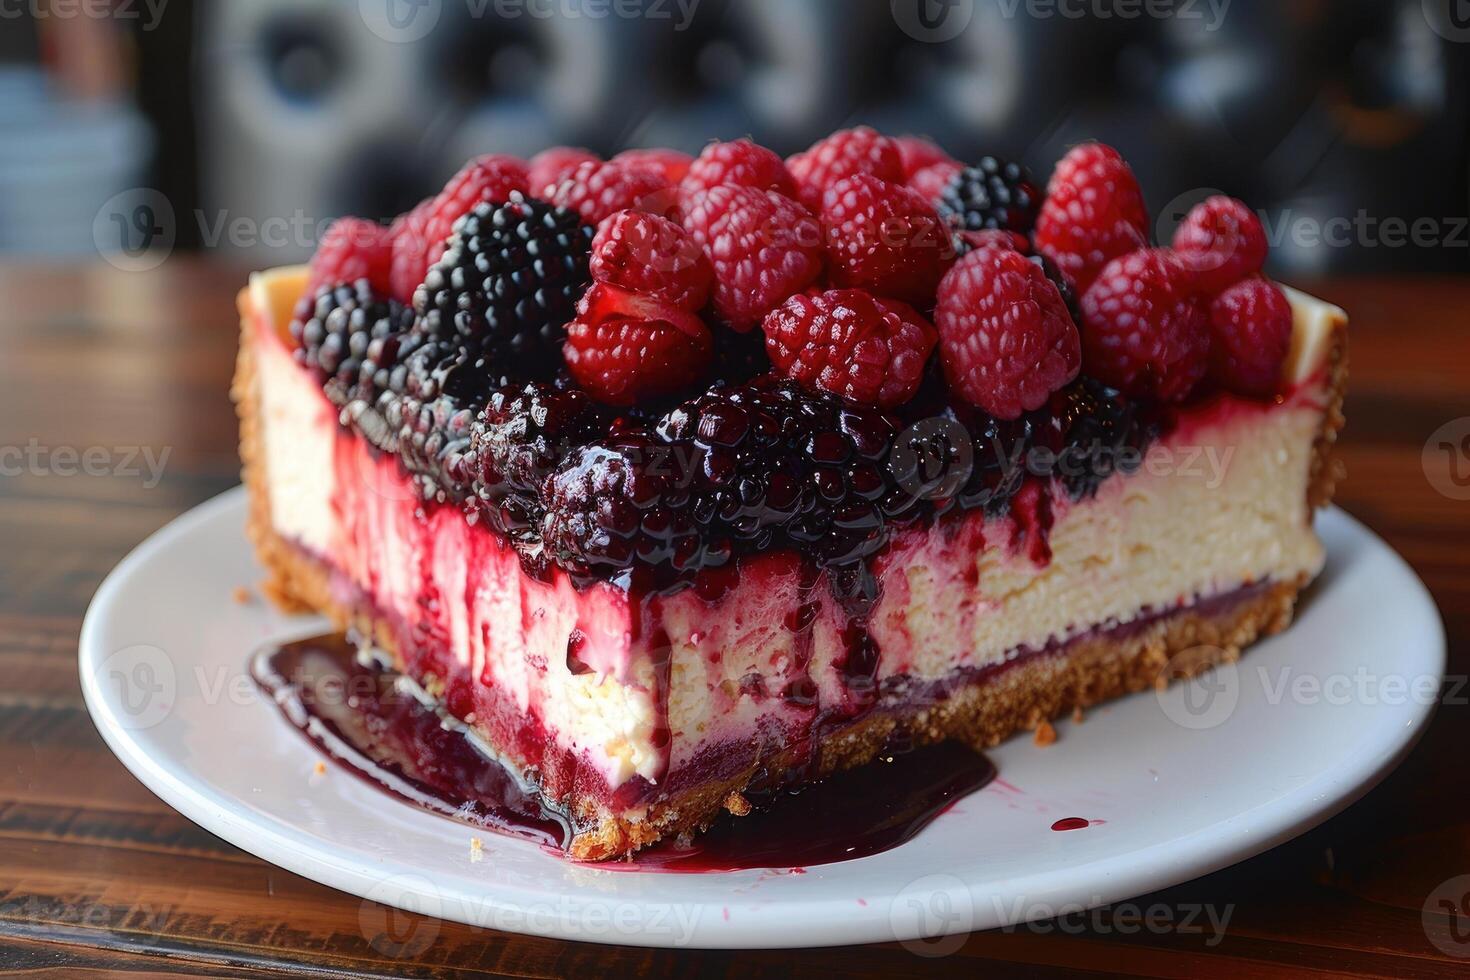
[1,0,1466,275]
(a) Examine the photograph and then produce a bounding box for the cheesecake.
[235,134,1346,860]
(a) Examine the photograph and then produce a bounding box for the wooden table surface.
[1,261,1466,978]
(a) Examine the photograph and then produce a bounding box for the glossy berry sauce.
[251,633,995,871]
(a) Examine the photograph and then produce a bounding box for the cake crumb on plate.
[1034,721,1058,746]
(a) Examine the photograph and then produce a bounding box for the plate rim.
[79,487,1447,949]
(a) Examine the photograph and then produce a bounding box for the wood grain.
[1,262,1466,977]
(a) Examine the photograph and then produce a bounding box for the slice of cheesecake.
[237,262,1345,860]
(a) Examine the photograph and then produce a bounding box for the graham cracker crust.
[233,282,1347,862]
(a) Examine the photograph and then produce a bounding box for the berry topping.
[1207,277,1292,399]
[680,139,797,202]
[612,147,694,184]
[1078,248,1209,402]
[589,210,713,312]
[563,283,713,406]
[546,160,677,225]
[934,246,1082,419]
[307,218,394,298]
[1172,195,1269,295]
[820,174,955,307]
[425,154,530,246]
[413,194,594,371]
[1034,142,1149,292]
[528,146,599,195]
[763,288,936,408]
[952,228,1030,256]
[388,198,434,303]
[290,281,414,404]
[786,126,905,212]
[906,160,963,207]
[680,184,825,331]
[894,135,958,177]
[936,157,1042,234]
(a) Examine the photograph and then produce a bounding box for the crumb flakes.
[1033,721,1057,747]
[724,791,752,817]
[469,837,484,863]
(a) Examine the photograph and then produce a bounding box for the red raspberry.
[1172,195,1268,294]
[564,283,712,406]
[307,217,394,297]
[589,210,713,312]
[954,229,1030,255]
[820,174,955,307]
[680,185,825,331]
[1207,277,1292,399]
[785,126,904,212]
[528,146,599,196]
[1079,248,1209,402]
[763,289,936,408]
[935,247,1081,418]
[894,135,957,178]
[906,160,963,206]
[388,198,433,302]
[612,147,694,185]
[547,160,677,225]
[1034,142,1149,292]
[680,139,796,202]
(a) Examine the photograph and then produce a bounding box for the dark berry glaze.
[251,631,995,869]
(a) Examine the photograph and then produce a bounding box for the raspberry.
[563,283,713,406]
[820,174,955,307]
[388,198,434,303]
[1172,195,1268,295]
[679,138,796,202]
[762,289,936,408]
[907,161,963,206]
[935,246,1081,419]
[680,184,825,331]
[936,157,1042,234]
[1034,142,1149,292]
[1207,278,1292,399]
[307,217,394,298]
[589,210,713,312]
[546,160,677,225]
[612,147,694,185]
[528,146,599,196]
[1078,248,1209,402]
[785,126,904,212]
[894,135,957,178]
[414,194,594,371]
[952,228,1030,256]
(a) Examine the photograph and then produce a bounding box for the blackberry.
[382,393,479,504]
[413,193,594,373]
[541,377,903,584]
[937,157,1042,234]
[1033,376,1154,500]
[289,282,414,405]
[469,382,607,539]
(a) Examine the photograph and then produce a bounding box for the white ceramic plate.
[80,489,1444,950]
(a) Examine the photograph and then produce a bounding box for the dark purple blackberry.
[1032,376,1153,500]
[937,157,1041,234]
[413,193,594,372]
[383,394,480,504]
[289,282,414,405]
[541,377,903,583]
[469,382,607,539]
